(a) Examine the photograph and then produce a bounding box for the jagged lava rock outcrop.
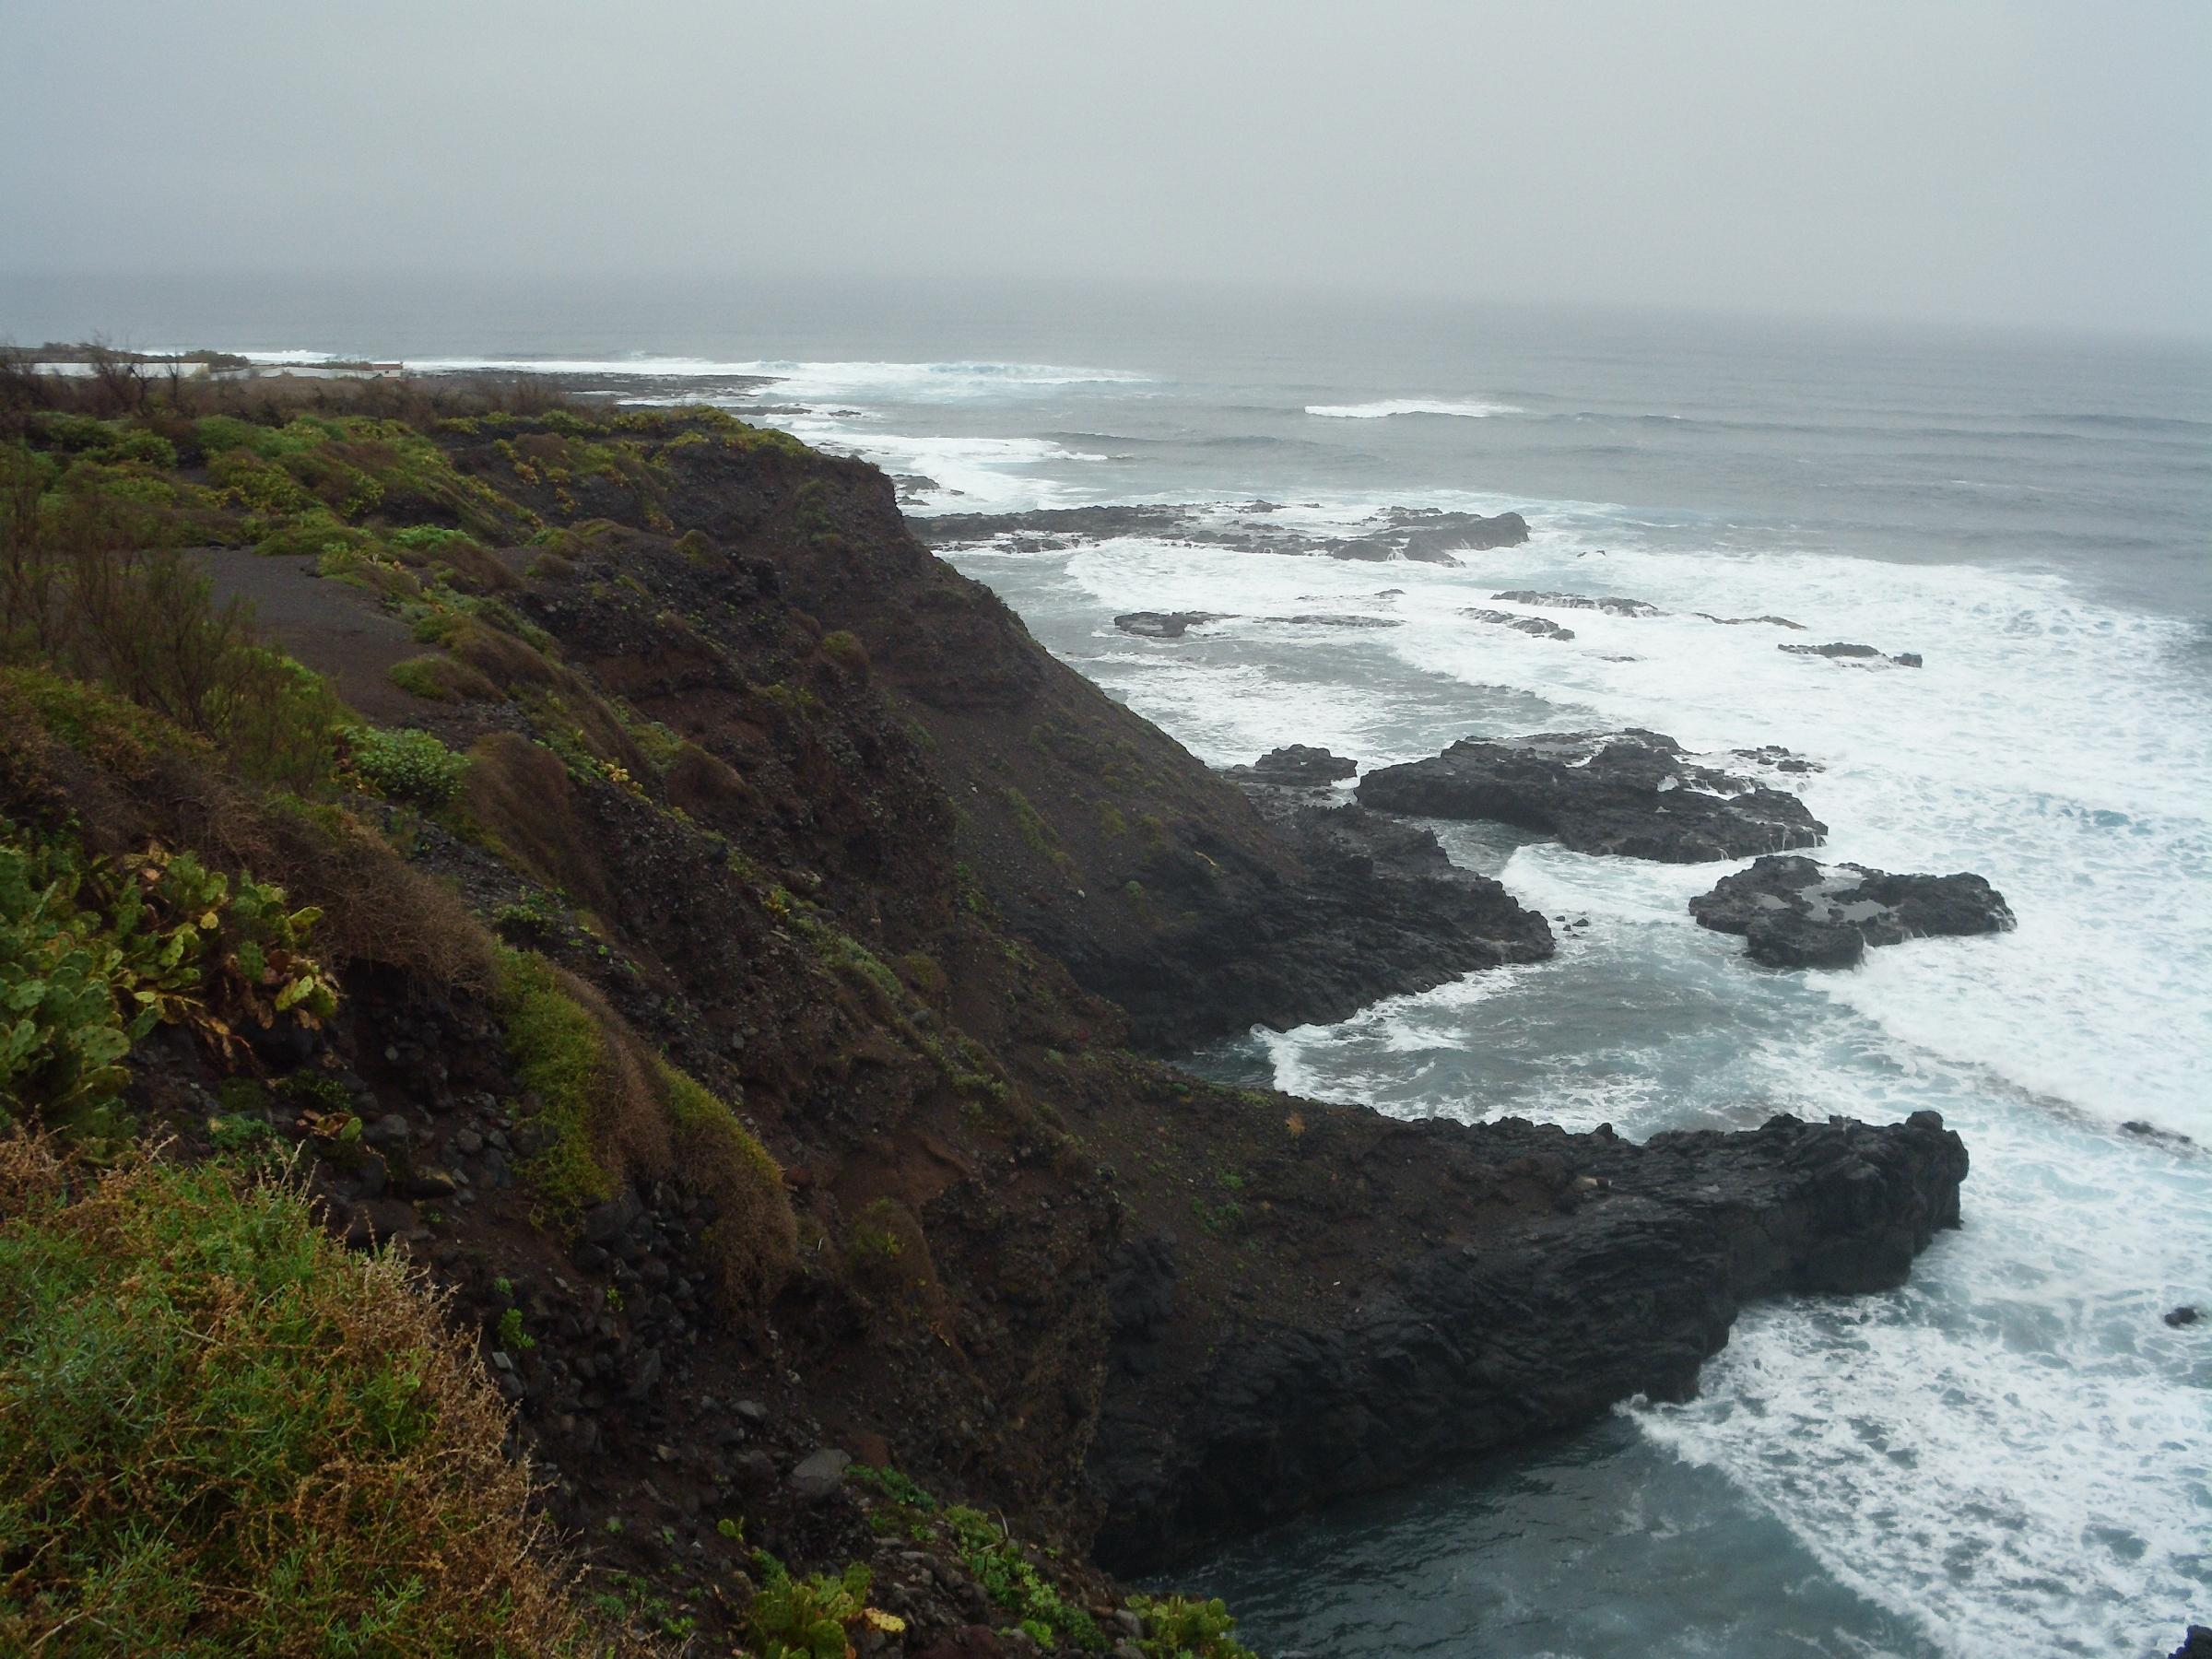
[1090,1108,1970,1571]
[1781,641,1924,667]
[1461,607,1575,641]
[1691,854,2015,969]
[1490,590,1662,617]
[1227,745,1358,786]
[1357,730,1827,862]
[1113,610,1227,639]
[1196,755,1556,1021]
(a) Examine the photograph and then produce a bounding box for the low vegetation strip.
[0,1136,626,1656]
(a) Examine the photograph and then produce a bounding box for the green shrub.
[388,653,499,703]
[195,415,275,459]
[846,1463,936,1511]
[747,1557,899,1659]
[943,1508,1103,1652]
[1001,786,1077,875]
[350,725,467,806]
[112,429,178,469]
[31,414,115,453]
[253,517,371,559]
[1125,1594,1259,1659]
[391,524,472,553]
[819,629,868,675]
[0,823,333,1146]
[0,830,156,1146]
[0,1140,609,1655]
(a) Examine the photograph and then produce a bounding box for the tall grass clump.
[0,1137,618,1656]
[496,949,626,1213]
[657,1063,795,1311]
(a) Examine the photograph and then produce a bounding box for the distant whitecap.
[1305,398,1524,418]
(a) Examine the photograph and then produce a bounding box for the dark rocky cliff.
[10,391,1971,1645]
[1089,1109,1966,1570]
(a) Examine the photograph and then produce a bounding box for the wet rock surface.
[1461,607,1575,641]
[1112,611,1227,639]
[1227,745,1359,787]
[1698,612,1806,629]
[1357,730,1828,863]
[911,503,1529,566]
[1690,855,2015,970]
[1780,641,1923,667]
[1328,510,1530,563]
[1490,590,1662,617]
[1070,761,1557,1048]
[1090,1110,1971,1571]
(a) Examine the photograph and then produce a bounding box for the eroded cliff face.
[110,409,1968,1612]
[641,444,1555,1052]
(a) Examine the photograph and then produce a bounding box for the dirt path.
[196,551,434,722]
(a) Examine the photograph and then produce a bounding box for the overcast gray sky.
[5,1,2206,335]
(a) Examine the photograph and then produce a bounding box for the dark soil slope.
[2,386,1970,1651]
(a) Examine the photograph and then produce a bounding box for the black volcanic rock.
[1233,745,1358,786]
[1691,855,2016,970]
[1491,590,1662,617]
[1700,612,1806,629]
[1462,607,1574,641]
[1326,510,1530,564]
[1357,730,1827,863]
[1085,776,1555,1048]
[1090,1109,1970,1571]
[913,503,1191,544]
[1114,610,1229,639]
[1782,641,1924,667]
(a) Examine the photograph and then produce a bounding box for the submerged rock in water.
[1781,641,1924,666]
[1490,590,1663,617]
[1690,854,2016,970]
[1698,611,1807,629]
[1114,610,1230,639]
[1461,607,1575,641]
[1356,730,1826,862]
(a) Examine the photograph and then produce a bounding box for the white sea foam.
[784,428,1114,512]
[1638,1107,2212,1659]
[1305,399,1524,418]
[965,500,2211,1657]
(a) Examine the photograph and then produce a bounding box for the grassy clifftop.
[0,365,1319,1654]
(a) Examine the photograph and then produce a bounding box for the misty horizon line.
[6,269,2208,353]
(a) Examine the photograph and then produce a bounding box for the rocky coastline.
[1090,1108,1968,1570]
[1690,854,2015,968]
[3,381,1976,1655]
[1356,729,1829,862]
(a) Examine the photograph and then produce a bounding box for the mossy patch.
[497,949,620,1212]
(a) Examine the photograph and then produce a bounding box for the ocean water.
[7,275,2206,1656]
